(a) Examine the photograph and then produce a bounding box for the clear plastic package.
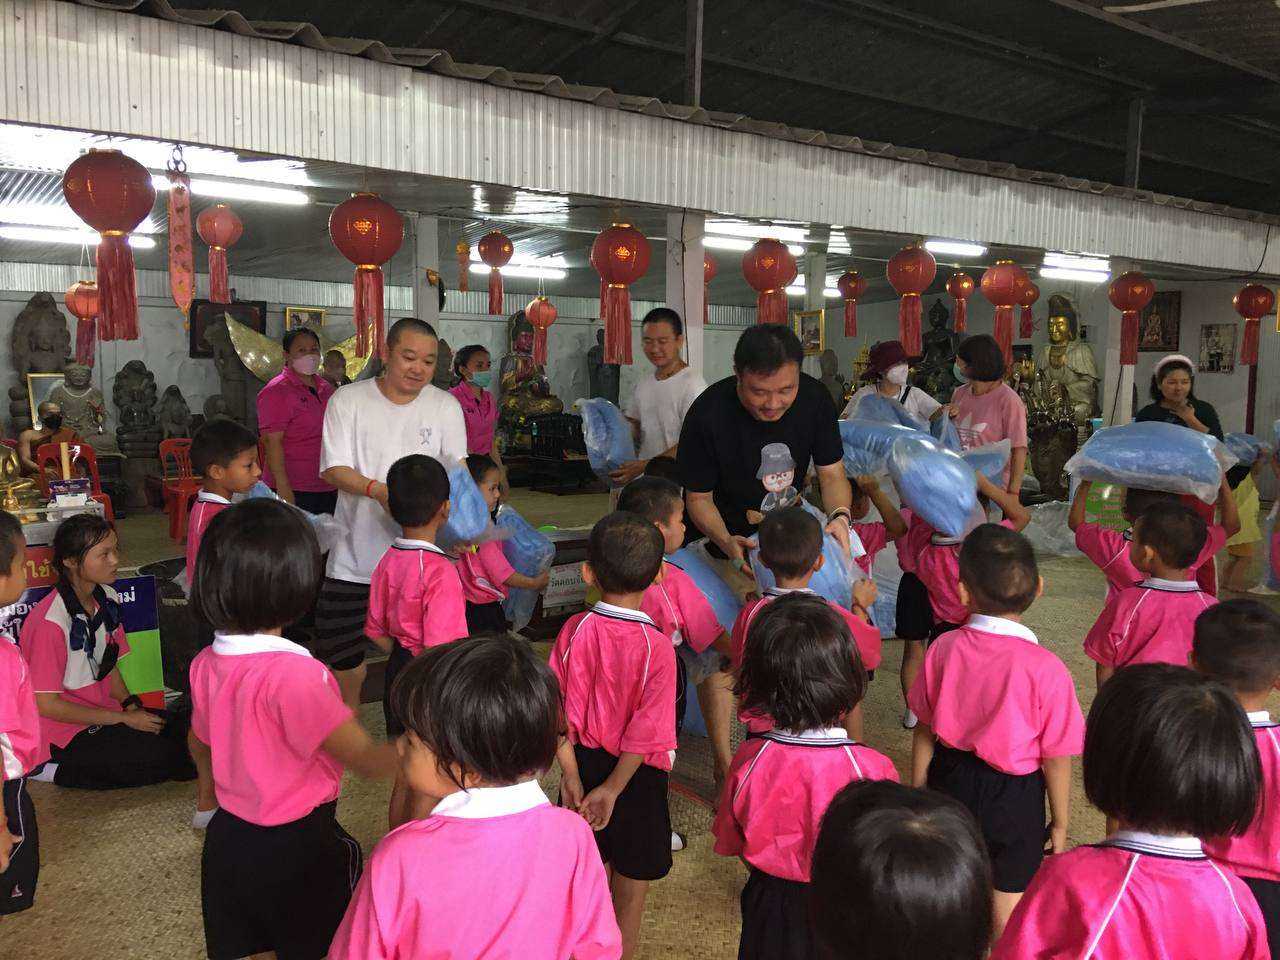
[439,466,498,549]
[575,397,636,484]
[840,418,932,476]
[888,435,977,538]
[496,505,555,631]
[1065,421,1236,505]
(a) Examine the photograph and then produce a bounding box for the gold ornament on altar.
[0,446,38,515]
[223,313,374,383]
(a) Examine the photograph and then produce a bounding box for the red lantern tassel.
[993,305,1014,366]
[757,289,788,326]
[1020,305,1034,339]
[353,266,386,359]
[1241,318,1261,366]
[1120,310,1140,365]
[953,298,967,334]
[533,328,549,365]
[488,267,503,315]
[844,300,857,338]
[97,232,138,341]
[208,245,230,304]
[899,294,922,355]
[458,249,469,293]
[75,318,96,367]
[603,283,633,364]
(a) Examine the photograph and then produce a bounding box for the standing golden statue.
[1038,294,1100,426]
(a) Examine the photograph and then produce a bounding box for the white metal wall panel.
[4,0,1279,276]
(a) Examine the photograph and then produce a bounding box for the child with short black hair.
[1084,500,1218,688]
[187,418,262,585]
[909,523,1083,935]
[714,594,898,960]
[1195,600,1280,955]
[331,636,621,959]
[731,505,879,739]
[455,454,549,635]
[551,511,674,960]
[189,499,398,960]
[993,663,1267,959]
[0,511,40,916]
[364,453,468,826]
[812,781,994,960]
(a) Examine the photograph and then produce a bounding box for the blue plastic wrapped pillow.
[961,439,1011,484]
[439,465,497,549]
[576,397,636,484]
[840,419,932,476]
[930,413,963,453]
[496,505,555,632]
[853,393,929,431]
[888,436,977,539]
[749,501,861,609]
[1064,421,1233,504]
[667,542,742,633]
[1225,432,1264,467]
[229,482,343,554]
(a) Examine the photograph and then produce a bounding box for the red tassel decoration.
[1233,284,1274,366]
[591,225,651,364]
[1108,272,1156,366]
[994,306,1015,366]
[603,284,633,364]
[97,233,138,341]
[953,298,968,333]
[899,295,923,356]
[756,289,789,326]
[1020,306,1034,339]
[1018,281,1040,339]
[887,245,936,356]
[65,280,100,368]
[208,245,229,304]
[196,204,243,306]
[330,193,403,360]
[488,267,504,316]
[1242,319,1261,366]
[477,230,514,316]
[75,319,96,367]
[837,272,868,338]
[703,254,718,328]
[353,267,386,359]
[526,296,557,365]
[946,273,975,335]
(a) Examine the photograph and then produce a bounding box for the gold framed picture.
[27,373,65,430]
[793,309,825,356]
[285,306,326,331]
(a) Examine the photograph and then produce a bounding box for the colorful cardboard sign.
[1083,482,1127,532]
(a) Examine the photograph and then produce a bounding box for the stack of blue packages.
[930,413,963,452]
[888,436,977,539]
[1065,421,1235,505]
[576,397,635,484]
[1225,432,1265,467]
[667,542,742,633]
[439,466,497,549]
[749,500,861,609]
[495,505,555,631]
[853,392,929,431]
[840,419,932,476]
[961,439,1011,484]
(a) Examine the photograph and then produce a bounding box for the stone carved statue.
[113,360,162,458]
[156,385,192,439]
[911,299,962,402]
[818,349,846,406]
[1023,367,1080,501]
[1038,294,1099,427]
[203,395,232,422]
[586,329,620,405]
[202,318,259,431]
[434,338,455,391]
[498,311,563,447]
[8,292,72,431]
[47,363,116,453]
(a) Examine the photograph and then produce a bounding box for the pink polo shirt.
[186,491,229,582]
[190,633,353,826]
[851,521,889,576]
[449,381,498,456]
[20,587,131,752]
[1206,713,1280,883]
[365,538,469,655]
[1082,578,1217,669]
[329,781,621,960]
[950,382,1027,488]
[907,615,1083,776]
[907,515,1018,626]
[256,366,335,493]
[993,834,1268,960]
[712,729,899,882]
[0,636,48,778]
[640,560,724,654]
[456,540,515,605]
[550,603,677,771]
[1075,522,1226,602]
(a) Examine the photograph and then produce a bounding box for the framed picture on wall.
[792,309,825,356]
[1198,323,1236,374]
[285,307,326,331]
[27,373,64,430]
[189,299,267,358]
[1138,291,1180,353]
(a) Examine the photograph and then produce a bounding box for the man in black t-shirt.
[677,325,854,575]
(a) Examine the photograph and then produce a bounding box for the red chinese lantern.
[61,149,155,341]
[887,244,937,355]
[456,240,471,293]
[1018,281,1040,340]
[946,272,975,334]
[1234,283,1275,366]
[980,260,1031,366]
[837,271,869,337]
[525,296,557,365]
[477,230,513,315]
[742,239,798,326]
[591,224,652,364]
[196,203,243,305]
[703,253,718,327]
[64,280,100,368]
[329,193,404,360]
[1108,271,1156,366]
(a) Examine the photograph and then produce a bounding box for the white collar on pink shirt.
[431,778,549,819]
[964,614,1039,645]
[196,491,231,505]
[772,726,849,742]
[1249,710,1273,727]
[1105,829,1204,858]
[393,537,447,556]
[211,632,314,658]
[591,601,658,627]
[1139,577,1201,592]
[763,587,815,598]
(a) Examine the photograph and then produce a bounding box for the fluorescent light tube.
[1039,266,1109,284]
[0,225,156,248]
[925,239,987,258]
[469,251,569,269]
[703,235,804,256]
[786,286,842,298]
[152,176,309,206]
[706,220,809,244]
[468,263,566,281]
[1042,252,1110,273]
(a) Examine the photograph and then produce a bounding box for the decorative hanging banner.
[946,272,975,333]
[590,224,651,364]
[837,271,869,338]
[456,241,471,293]
[980,260,1031,366]
[65,280,100,367]
[742,239,798,326]
[1018,281,1040,339]
[329,193,404,360]
[887,244,936,355]
[1233,283,1275,366]
[1108,271,1155,366]
[166,168,194,316]
[526,296,558,365]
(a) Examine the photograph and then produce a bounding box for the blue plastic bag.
[1065,421,1233,504]
[853,393,929,431]
[1225,432,1264,467]
[496,505,555,631]
[229,482,344,554]
[930,413,963,452]
[440,466,497,549]
[749,501,862,609]
[888,436,977,539]
[840,419,932,476]
[961,439,1011,484]
[667,542,742,633]
[576,397,635,484]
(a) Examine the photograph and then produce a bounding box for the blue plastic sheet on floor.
[440,466,496,549]
[496,505,555,632]
[667,542,742,633]
[1065,420,1236,505]
[576,397,635,482]
[888,436,977,539]
[840,419,932,475]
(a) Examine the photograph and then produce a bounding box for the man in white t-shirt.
[316,317,468,706]
[612,308,707,486]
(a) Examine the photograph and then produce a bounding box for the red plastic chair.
[35,441,113,521]
[160,438,203,541]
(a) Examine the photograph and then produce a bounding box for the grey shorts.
[678,643,730,685]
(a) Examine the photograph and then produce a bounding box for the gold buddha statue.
[1037,293,1099,425]
[498,311,563,448]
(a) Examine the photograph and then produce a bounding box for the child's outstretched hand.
[533,569,551,591]
[559,771,584,812]
[853,578,878,612]
[0,816,17,873]
[579,784,620,831]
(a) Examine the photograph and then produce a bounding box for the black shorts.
[738,868,819,960]
[50,710,197,790]
[383,641,415,737]
[674,650,688,738]
[573,745,671,882]
[313,578,372,670]
[0,778,38,915]
[202,802,362,960]
[465,600,509,636]
[1243,875,1280,958]
[894,572,934,642]
[292,490,338,516]
[927,743,1046,893]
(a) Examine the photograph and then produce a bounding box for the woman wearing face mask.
[449,345,505,473]
[948,334,1028,496]
[255,328,338,514]
[841,340,945,424]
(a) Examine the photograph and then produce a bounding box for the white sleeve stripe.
[1117,592,1152,649]
[1101,544,1127,571]
[1208,860,1250,927]
[561,613,594,664]
[842,744,864,779]
[733,741,772,804]
[1083,853,1140,960]
[0,731,23,779]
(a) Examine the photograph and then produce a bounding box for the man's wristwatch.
[827,507,853,528]
[120,694,143,711]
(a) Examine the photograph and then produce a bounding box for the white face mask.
[884,363,909,386]
[291,354,322,377]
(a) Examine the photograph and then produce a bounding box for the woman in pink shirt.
[948,334,1028,495]
[449,345,504,467]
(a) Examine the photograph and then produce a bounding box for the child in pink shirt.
[730,506,879,740]
[331,635,621,960]
[551,511,675,960]
[848,473,907,576]
[0,512,42,917]
[714,593,898,960]
[455,454,549,635]
[1194,601,1280,956]
[188,498,398,960]
[1084,501,1218,688]
[993,664,1268,960]
[186,418,263,591]
[908,523,1083,936]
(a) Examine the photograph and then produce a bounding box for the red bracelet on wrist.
[365,479,377,499]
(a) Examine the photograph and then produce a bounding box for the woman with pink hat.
[840,340,944,424]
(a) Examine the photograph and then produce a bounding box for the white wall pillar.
[1101,259,1133,425]
[665,211,705,377]
[412,214,441,325]
[802,226,830,378]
